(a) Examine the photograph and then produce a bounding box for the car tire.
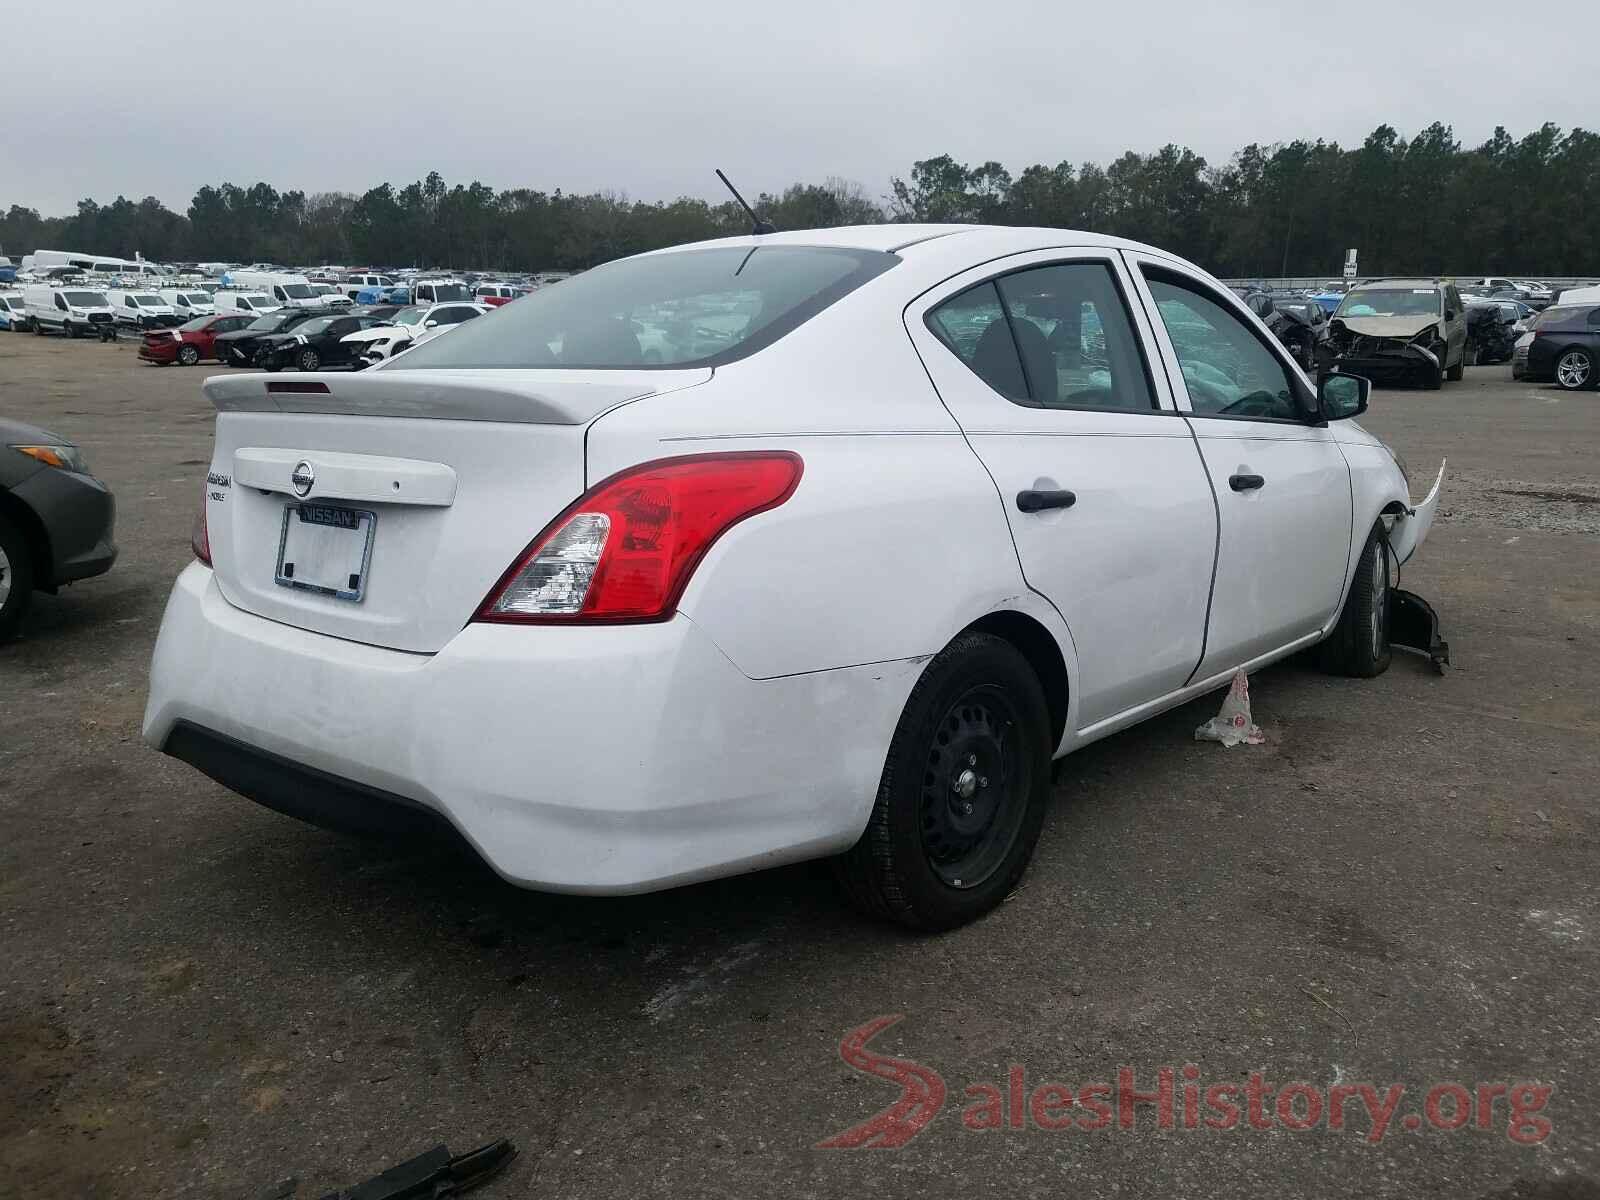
[35,321,46,336]
[65,322,79,340]
[0,512,35,641]
[833,631,1053,931]
[178,344,200,366]
[297,348,320,372]
[1555,348,1595,391]
[1317,522,1392,678]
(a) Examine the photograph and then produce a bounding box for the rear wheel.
[1318,522,1392,678]
[1555,348,1594,391]
[177,343,200,366]
[834,632,1052,930]
[0,513,35,641]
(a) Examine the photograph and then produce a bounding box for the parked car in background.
[0,293,31,331]
[256,314,393,372]
[1,418,117,639]
[23,284,116,338]
[212,307,338,366]
[1322,279,1467,388]
[213,291,280,318]
[106,290,183,330]
[342,273,398,301]
[139,313,257,366]
[311,283,354,307]
[474,284,525,307]
[145,225,1441,930]
[1514,281,1554,308]
[1464,300,1520,365]
[1266,297,1330,370]
[222,271,323,309]
[1513,303,1600,390]
[1554,284,1600,306]
[1310,290,1346,315]
[344,302,488,365]
[159,289,217,319]
[408,278,471,305]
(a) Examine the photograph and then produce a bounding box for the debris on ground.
[316,1139,517,1199]
[1194,670,1265,747]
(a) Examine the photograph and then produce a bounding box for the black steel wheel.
[834,631,1052,930]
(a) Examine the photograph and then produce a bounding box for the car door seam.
[897,293,1080,667]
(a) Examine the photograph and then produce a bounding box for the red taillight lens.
[476,452,803,624]
[192,496,211,565]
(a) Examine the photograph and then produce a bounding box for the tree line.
[3,123,1597,277]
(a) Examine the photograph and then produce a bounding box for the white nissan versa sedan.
[144,225,1444,930]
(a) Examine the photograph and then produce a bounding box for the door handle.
[1229,473,1265,492]
[1016,489,1077,513]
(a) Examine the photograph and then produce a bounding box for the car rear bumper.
[142,564,920,893]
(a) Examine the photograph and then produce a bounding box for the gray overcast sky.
[7,0,1598,216]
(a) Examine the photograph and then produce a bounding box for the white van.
[28,250,165,278]
[343,272,398,300]
[159,288,217,318]
[222,270,322,309]
[23,283,116,337]
[409,277,471,305]
[213,291,280,316]
[107,289,181,328]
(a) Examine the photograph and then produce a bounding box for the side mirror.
[424,319,439,329]
[1317,371,1369,421]
[1443,308,1458,321]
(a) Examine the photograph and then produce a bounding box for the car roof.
[1353,279,1443,289]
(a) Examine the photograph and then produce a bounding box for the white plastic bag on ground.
[1194,670,1265,747]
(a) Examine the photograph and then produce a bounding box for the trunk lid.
[200,368,709,652]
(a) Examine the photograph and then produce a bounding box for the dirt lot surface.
[2,334,1598,1199]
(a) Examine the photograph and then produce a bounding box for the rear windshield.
[392,245,896,370]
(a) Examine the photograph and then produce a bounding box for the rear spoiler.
[202,367,712,426]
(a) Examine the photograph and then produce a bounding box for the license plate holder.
[274,503,376,603]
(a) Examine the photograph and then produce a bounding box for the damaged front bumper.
[1384,459,1446,565]
[1322,338,1440,379]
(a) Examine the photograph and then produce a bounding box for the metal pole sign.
[1343,248,1358,280]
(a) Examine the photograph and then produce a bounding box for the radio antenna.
[716,169,776,235]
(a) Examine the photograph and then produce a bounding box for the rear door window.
[928,263,1157,411]
[927,282,1027,401]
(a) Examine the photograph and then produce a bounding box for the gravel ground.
[2,333,1598,1199]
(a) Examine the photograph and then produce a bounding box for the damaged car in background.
[1464,300,1521,365]
[1320,279,1466,389]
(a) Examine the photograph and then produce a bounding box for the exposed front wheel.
[177,343,200,366]
[1318,522,1392,678]
[1555,348,1594,391]
[834,631,1052,930]
[297,348,321,372]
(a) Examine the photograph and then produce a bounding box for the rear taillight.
[192,495,211,565]
[476,452,803,624]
